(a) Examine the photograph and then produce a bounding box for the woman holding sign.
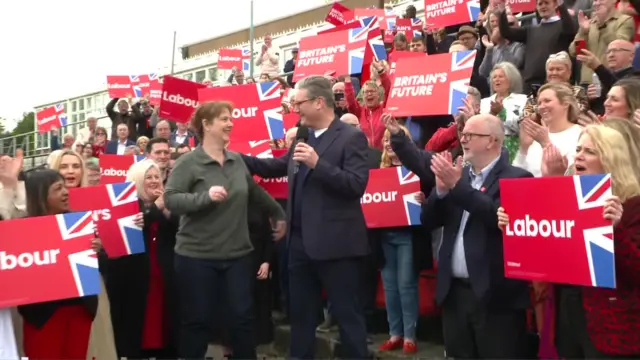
[18,169,103,359]
[375,125,432,355]
[498,125,640,358]
[105,159,179,358]
[47,150,119,360]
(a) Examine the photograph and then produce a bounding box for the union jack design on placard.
[583,226,615,288]
[467,0,482,22]
[116,214,145,255]
[56,212,101,297]
[347,16,378,75]
[383,9,397,30]
[134,154,145,163]
[106,182,138,207]
[242,48,252,72]
[573,173,612,210]
[368,35,387,61]
[257,82,285,139]
[148,73,159,81]
[129,75,140,83]
[572,174,615,288]
[448,50,476,114]
[55,103,68,127]
[398,166,422,225]
[411,18,423,26]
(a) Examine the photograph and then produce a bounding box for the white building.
[33,0,424,150]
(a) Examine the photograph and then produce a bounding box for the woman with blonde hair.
[514,82,583,177]
[105,159,179,358]
[376,119,432,354]
[47,149,118,360]
[137,136,150,154]
[499,125,640,358]
[521,51,589,123]
[601,117,640,179]
[345,60,391,149]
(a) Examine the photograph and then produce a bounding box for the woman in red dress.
[104,159,179,358]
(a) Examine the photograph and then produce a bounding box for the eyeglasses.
[606,48,631,54]
[460,132,492,141]
[290,97,317,109]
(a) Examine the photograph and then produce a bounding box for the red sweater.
[582,195,640,355]
[344,72,392,150]
[425,124,458,152]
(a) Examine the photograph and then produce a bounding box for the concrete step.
[273,325,445,359]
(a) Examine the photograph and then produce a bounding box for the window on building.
[72,101,77,112]
[79,113,85,122]
[79,99,84,111]
[63,103,68,113]
[86,97,92,111]
[183,73,193,81]
[196,70,206,83]
[208,67,218,82]
[72,114,78,124]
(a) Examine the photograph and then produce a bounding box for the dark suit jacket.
[169,130,198,148]
[242,118,370,261]
[105,139,136,154]
[390,130,532,310]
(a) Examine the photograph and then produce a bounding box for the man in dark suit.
[105,123,136,155]
[386,113,533,359]
[241,75,370,359]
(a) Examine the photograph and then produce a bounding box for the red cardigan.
[582,195,640,355]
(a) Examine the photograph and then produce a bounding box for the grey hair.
[394,32,407,43]
[295,75,335,108]
[85,161,100,172]
[490,62,523,94]
[485,114,506,145]
[467,86,482,105]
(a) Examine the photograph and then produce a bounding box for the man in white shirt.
[76,117,98,143]
[105,124,135,155]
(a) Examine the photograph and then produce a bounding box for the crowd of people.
[0,0,640,358]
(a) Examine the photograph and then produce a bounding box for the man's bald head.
[607,40,635,71]
[466,114,504,144]
[285,127,298,148]
[340,113,359,127]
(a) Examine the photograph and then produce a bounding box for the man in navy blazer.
[387,113,534,359]
[241,75,370,359]
[105,123,136,155]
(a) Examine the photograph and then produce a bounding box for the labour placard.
[36,104,68,134]
[99,154,145,184]
[0,212,101,307]
[500,174,616,288]
[158,75,206,124]
[198,82,285,141]
[254,149,289,199]
[69,182,144,258]
[361,166,422,228]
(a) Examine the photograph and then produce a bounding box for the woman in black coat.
[104,160,180,359]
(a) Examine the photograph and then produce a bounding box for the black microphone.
[293,126,309,174]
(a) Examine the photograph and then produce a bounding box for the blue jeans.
[381,230,419,340]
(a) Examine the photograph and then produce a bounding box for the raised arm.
[389,126,435,182]
[241,150,290,178]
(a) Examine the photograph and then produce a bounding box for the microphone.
[293,126,310,174]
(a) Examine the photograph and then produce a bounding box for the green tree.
[11,112,35,151]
